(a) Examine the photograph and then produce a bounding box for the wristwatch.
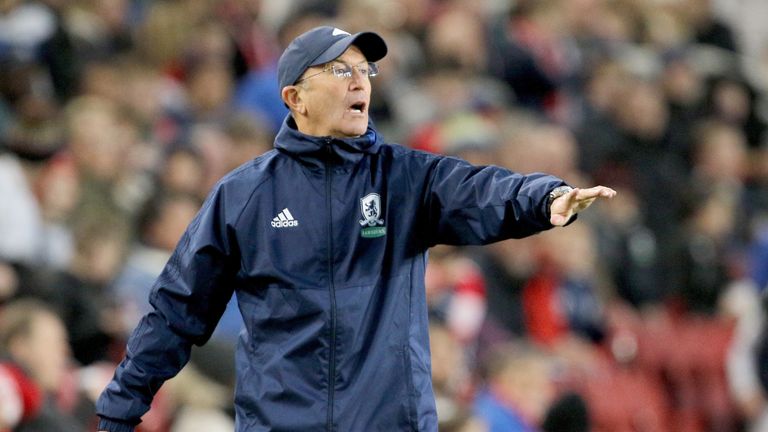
[547,185,574,208]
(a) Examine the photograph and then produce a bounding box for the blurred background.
[0,0,767,431]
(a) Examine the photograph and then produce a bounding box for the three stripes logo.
[271,208,298,228]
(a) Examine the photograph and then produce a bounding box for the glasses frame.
[295,61,379,84]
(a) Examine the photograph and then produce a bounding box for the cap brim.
[311,32,388,66]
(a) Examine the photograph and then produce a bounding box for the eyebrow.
[329,59,368,66]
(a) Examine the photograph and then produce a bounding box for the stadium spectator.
[0,299,84,431]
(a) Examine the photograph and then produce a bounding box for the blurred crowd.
[1,0,768,431]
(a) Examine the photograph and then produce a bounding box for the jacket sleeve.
[421,154,569,246]
[95,184,242,431]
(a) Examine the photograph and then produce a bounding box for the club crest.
[359,193,386,238]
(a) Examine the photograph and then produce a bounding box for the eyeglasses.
[296,61,379,84]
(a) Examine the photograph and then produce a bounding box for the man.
[473,343,556,432]
[0,299,83,432]
[96,26,615,431]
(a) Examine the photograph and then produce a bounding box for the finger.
[576,186,616,199]
[597,186,617,197]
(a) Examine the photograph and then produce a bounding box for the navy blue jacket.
[96,117,568,432]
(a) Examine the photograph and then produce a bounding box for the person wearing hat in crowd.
[95,25,616,431]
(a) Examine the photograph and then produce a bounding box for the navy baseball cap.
[278,26,388,91]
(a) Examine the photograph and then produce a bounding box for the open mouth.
[348,102,367,114]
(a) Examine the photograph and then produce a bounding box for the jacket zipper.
[325,141,338,432]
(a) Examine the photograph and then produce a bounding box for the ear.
[281,86,306,115]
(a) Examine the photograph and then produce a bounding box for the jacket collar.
[273,115,381,166]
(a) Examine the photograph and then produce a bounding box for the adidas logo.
[271,208,298,228]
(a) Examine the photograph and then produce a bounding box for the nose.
[348,67,367,90]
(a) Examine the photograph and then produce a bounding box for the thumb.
[550,212,571,226]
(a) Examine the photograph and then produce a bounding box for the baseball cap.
[277,26,388,92]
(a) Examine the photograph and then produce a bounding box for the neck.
[292,114,318,136]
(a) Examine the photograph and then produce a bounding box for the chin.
[340,120,368,137]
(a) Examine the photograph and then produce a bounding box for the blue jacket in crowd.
[96,117,568,431]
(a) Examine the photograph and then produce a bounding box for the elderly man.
[96,26,615,431]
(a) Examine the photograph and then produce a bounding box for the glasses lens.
[326,62,379,79]
[366,62,379,77]
[331,64,352,78]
